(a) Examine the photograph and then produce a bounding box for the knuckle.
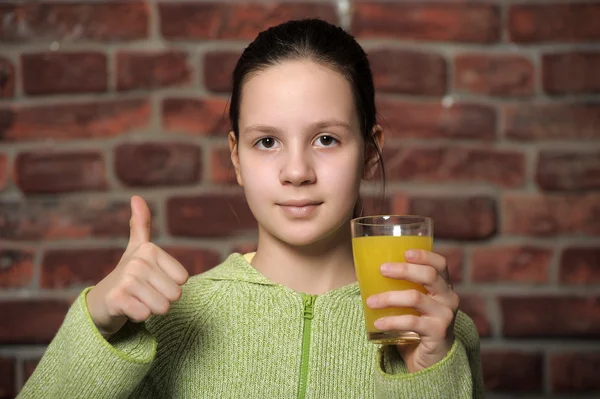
[452,293,460,311]
[138,241,156,255]
[396,263,407,274]
[171,286,183,301]
[127,258,151,275]
[441,307,455,325]
[106,288,124,306]
[409,289,422,305]
[131,309,151,323]
[120,273,140,293]
[424,268,437,284]
[155,300,170,315]
[406,315,419,330]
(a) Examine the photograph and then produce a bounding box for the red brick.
[501,296,600,338]
[457,294,491,337]
[162,97,230,136]
[164,247,221,276]
[384,147,525,188]
[481,351,543,393]
[0,248,35,288]
[0,358,15,399]
[0,198,153,241]
[167,195,256,237]
[503,193,600,236]
[436,247,463,284]
[369,50,446,95]
[115,143,201,187]
[203,51,241,93]
[0,99,150,142]
[352,2,500,43]
[23,359,40,381]
[21,52,107,95]
[0,154,8,191]
[0,300,70,343]
[509,3,600,43]
[0,2,148,42]
[409,196,497,240]
[0,57,15,98]
[159,2,337,40]
[560,247,600,285]
[504,103,600,141]
[41,248,122,289]
[211,146,235,184]
[551,352,600,393]
[543,52,600,95]
[117,50,191,91]
[454,54,534,97]
[376,98,496,140]
[15,151,106,194]
[536,150,600,191]
[471,246,551,283]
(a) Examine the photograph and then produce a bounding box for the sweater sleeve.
[17,287,157,399]
[373,310,484,398]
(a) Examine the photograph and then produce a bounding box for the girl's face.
[230,60,373,247]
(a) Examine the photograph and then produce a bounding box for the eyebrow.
[243,119,352,135]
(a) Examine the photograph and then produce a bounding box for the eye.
[255,137,280,150]
[314,135,339,147]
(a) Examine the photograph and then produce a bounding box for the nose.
[279,146,316,186]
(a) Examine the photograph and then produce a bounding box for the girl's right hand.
[86,195,189,337]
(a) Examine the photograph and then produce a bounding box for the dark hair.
[228,18,385,216]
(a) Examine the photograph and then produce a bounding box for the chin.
[264,219,350,249]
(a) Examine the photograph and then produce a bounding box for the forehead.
[238,60,358,130]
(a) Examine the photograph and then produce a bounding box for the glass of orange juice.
[351,215,433,345]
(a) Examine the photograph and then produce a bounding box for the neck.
[250,223,357,295]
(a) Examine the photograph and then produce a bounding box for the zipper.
[297,293,317,399]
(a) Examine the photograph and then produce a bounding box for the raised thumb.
[127,195,151,249]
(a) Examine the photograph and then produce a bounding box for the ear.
[363,124,384,180]
[228,131,243,186]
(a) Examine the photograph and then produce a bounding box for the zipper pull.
[303,294,316,320]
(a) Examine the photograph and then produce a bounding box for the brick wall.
[0,1,599,397]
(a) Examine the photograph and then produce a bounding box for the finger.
[367,289,458,318]
[404,249,450,282]
[374,314,451,341]
[146,263,184,303]
[125,275,171,316]
[381,263,452,296]
[120,295,152,323]
[127,195,151,251]
[129,243,189,287]
[155,249,189,286]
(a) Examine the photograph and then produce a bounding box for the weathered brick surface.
[3,3,600,396]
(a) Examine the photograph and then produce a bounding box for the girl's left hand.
[366,249,459,373]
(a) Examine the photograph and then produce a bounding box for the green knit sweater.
[18,253,484,398]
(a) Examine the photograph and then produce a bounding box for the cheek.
[239,160,275,194]
[320,150,363,187]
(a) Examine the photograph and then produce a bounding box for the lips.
[277,200,323,218]
[279,200,322,207]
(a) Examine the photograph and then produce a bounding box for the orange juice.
[352,235,432,340]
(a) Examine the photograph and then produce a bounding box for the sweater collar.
[203,252,360,299]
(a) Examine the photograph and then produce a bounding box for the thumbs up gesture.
[86,196,189,337]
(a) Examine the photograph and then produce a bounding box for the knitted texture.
[18,253,483,398]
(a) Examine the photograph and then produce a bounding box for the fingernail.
[366,296,377,307]
[405,250,417,259]
[374,319,384,329]
[380,263,391,273]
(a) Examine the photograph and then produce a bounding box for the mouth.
[278,200,323,207]
[277,200,323,218]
